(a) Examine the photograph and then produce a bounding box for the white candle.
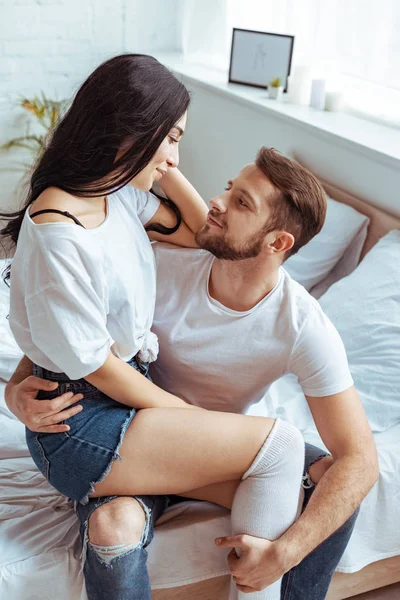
[287,65,312,105]
[310,79,326,110]
[325,91,343,112]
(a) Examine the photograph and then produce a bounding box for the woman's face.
[131,112,187,191]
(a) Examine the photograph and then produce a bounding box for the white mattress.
[1,378,400,600]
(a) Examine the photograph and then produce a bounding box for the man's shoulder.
[152,242,213,290]
[278,270,344,357]
[153,243,213,306]
[280,268,325,325]
[153,241,211,264]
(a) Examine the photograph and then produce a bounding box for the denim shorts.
[26,357,149,505]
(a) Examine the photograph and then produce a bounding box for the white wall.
[2,2,398,220]
[178,80,400,218]
[0,0,181,211]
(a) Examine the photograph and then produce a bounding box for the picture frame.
[228,28,294,92]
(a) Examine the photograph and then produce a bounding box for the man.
[6,148,378,599]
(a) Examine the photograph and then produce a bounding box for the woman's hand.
[5,376,83,433]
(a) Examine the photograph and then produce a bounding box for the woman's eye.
[169,136,179,144]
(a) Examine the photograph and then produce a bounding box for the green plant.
[270,77,281,88]
[0,92,66,168]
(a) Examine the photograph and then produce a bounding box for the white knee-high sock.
[229,418,305,600]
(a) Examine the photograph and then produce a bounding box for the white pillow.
[319,230,400,433]
[285,197,369,294]
[0,260,23,382]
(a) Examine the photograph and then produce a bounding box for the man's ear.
[269,231,295,255]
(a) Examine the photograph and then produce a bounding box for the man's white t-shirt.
[150,243,353,413]
[10,186,160,380]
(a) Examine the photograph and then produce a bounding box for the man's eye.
[238,198,247,207]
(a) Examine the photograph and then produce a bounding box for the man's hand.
[215,535,292,593]
[214,457,334,592]
[5,376,83,433]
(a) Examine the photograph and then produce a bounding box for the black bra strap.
[30,209,86,228]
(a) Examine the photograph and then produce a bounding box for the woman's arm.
[146,168,208,247]
[5,352,199,434]
[159,168,208,233]
[85,352,200,410]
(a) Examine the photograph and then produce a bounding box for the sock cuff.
[242,418,304,479]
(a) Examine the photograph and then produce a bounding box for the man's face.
[195,164,277,260]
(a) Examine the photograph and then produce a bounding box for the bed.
[1,174,400,600]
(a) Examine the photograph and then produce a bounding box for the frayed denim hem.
[76,409,137,507]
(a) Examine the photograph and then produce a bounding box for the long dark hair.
[0,54,190,279]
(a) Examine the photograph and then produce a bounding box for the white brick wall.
[0,0,182,211]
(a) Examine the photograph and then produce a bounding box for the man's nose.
[209,195,227,212]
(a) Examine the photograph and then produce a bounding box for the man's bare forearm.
[277,452,378,567]
[5,355,33,405]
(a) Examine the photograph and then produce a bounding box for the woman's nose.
[167,145,179,168]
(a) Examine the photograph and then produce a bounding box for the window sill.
[155,53,400,170]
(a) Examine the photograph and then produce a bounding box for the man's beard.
[195,223,264,260]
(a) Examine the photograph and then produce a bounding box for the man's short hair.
[256,148,327,258]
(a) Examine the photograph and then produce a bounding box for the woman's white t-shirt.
[9,185,160,380]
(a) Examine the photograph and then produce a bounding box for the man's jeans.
[75,443,359,600]
[281,444,360,600]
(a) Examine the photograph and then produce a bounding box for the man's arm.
[278,385,378,564]
[5,356,84,433]
[216,386,378,592]
[5,355,33,391]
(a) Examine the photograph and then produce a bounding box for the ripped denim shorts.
[25,357,149,505]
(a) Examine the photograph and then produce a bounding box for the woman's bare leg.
[180,480,239,509]
[93,408,304,600]
[177,455,334,510]
[92,407,275,497]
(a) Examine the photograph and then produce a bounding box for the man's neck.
[209,256,280,312]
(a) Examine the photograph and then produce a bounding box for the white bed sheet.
[1,378,400,599]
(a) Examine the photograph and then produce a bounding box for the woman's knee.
[88,497,147,547]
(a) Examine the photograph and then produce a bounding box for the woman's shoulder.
[29,187,106,230]
[29,187,84,224]
[24,188,105,264]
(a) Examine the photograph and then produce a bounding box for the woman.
[1,55,304,600]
